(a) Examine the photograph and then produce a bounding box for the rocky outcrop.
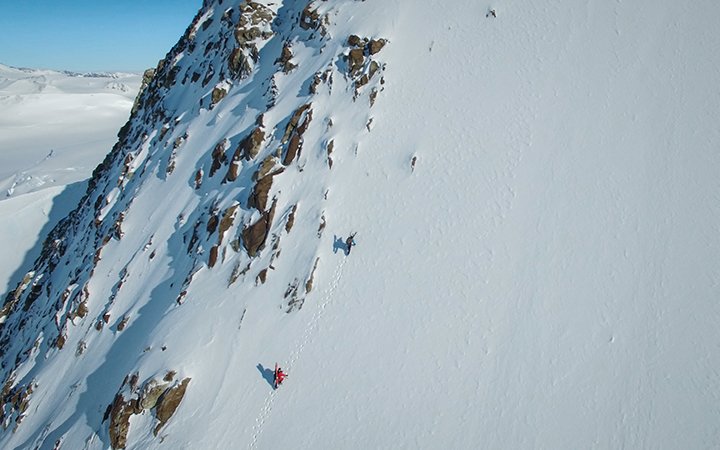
[107,373,190,449]
[108,393,136,449]
[228,2,275,79]
[276,43,297,73]
[281,104,312,166]
[154,377,191,435]
[345,35,388,100]
[242,201,277,257]
[209,139,229,177]
[299,2,327,33]
[211,85,228,106]
[248,157,285,212]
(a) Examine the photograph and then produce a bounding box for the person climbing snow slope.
[345,233,356,255]
[274,364,287,389]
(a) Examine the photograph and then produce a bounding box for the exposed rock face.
[242,201,277,257]
[348,48,365,76]
[211,85,228,105]
[210,139,229,177]
[228,2,275,79]
[276,43,297,73]
[154,378,191,435]
[281,104,313,165]
[299,3,322,30]
[108,394,136,450]
[344,34,388,99]
[368,38,387,55]
[107,374,190,449]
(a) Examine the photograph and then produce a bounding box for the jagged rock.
[285,205,298,233]
[229,2,275,79]
[194,168,204,189]
[154,378,191,436]
[218,204,240,243]
[348,48,365,76]
[208,246,219,268]
[225,126,265,182]
[248,167,284,211]
[347,34,366,47]
[317,214,326,238]
[211,86,227,105]
[229,262,251,286]
[117,316,129,332]
[76,300,88,319]
[207,214,219,236]
[241,127,265,161]
[299,4,321,30]
[131,68,156,115]
[228,48,252,78]
[56,334,66,350]
[276,43,297,73]
[281,104,312,144]
[242,202,276,257]
[305,258,320,294]
[284,134,302,166]
[281,106,312,166]
[368,38,387,55]
[255,155,279,181]
[139,379,171,411]
[326,140,335,169]
[256,268,268,284]
[209,139,229,177]
[108,394,134,450]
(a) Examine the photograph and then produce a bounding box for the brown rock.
[347,34,365,47]
[229,48,251,77]
[109,394,134,449]
[208,246,219,268]
[248,168,284,211]
[241,127,266,161]
[207,214,219,236]
[218,204,240,243]
[348,48,365,75]
[209,140,228,177]
[368,38,387,55]
[281,104,312,144]
[194,169,204,189]
[276,43,297,73]
[154,378,191,436]
[211,86,227,105]
[285,205,298,233]
[299,4,321,30]
[283,134,302,166]
[242,202,276,257]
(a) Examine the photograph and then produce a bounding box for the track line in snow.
[249,254,348,449]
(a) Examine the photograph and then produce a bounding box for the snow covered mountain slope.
[1,1,719,449]
[0,65,141,298]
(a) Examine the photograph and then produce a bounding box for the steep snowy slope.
[1,1,719,449]
[0,65,141,295]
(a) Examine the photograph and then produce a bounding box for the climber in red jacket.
[274,366,287,388]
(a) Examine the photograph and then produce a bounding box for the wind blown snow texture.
[1,1,720,449]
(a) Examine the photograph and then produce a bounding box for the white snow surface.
[0,64,140,295]
[0,1,719,449]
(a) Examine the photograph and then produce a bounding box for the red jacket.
[276,370,286,384]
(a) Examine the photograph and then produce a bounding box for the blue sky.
[0,0,202,72]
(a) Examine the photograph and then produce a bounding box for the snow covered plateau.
[0,1,719,449]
